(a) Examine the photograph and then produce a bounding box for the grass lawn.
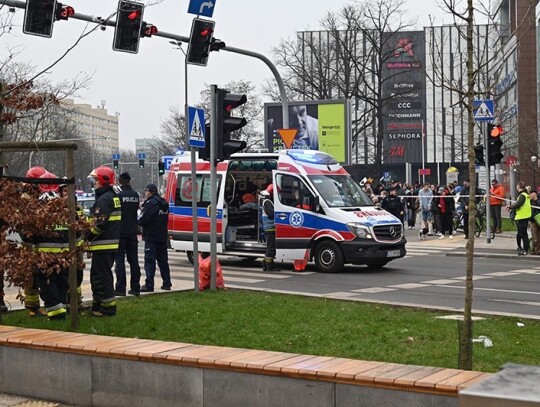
[1,289,538,373]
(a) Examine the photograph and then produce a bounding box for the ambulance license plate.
[387,250,401,258]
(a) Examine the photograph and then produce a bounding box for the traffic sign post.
[474,99,495,244]
[162,155,174,171]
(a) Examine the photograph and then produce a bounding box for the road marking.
[491,299,540,307]
[453,275,493,281]
[171,271,264,284]
[436,285,540,296]
[421,279,459,285]
[324,292,362,298]
[388,283,430,289]
[352,287,397,294]
[484,271,519,277]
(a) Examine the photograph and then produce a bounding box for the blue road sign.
[112,153,120,160]
[138,153,146,159]
[162,155,174,171]
[188,106,206,148]
[473,99,494,122]
[188,0,215,17]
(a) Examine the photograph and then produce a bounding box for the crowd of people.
[360,178,505,241]
[0,166,171,319]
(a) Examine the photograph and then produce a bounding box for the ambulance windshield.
[309,175,373,208]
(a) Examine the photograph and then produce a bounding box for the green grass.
[2,290,539,372]
[502,217,517,232]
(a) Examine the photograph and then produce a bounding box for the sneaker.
[418,231,423,240]
[518,250,529,256]
[438,235,445,240]
[449,235,453,240]
[128,290,140,296]
[160,285,171,291]
[140,286,154,293]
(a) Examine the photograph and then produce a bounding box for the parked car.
[77,195,95,217]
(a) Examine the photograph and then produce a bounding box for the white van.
[165,149,406,272]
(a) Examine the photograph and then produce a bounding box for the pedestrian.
[260,184,280,271]
[139,184,172,292]
[529,190,540,255]
[114,172,141,296]
[459,179,481,239]
[435,186,455,239]
[417,183,433,239]
[489,178,505,233]
[381,187,404,223]
[87,166,121,317]
[405,188,419,229]
[506,181,531,256]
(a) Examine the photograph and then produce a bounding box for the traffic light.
[487,123,504,166]
[216,88,248,161]
[140,22,158,37]
[139,158,145,168]
[199,123,211,161]
[158,161,165,176]
[55,3,74,21]
[186,18,215,66]
[113,159,119,169]
[113,0,144,54]
[23,0,57,38]
[474,144,485,166]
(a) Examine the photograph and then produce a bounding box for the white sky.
[2,0,452,151]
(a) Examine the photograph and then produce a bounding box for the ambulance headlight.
[347,223,373,239]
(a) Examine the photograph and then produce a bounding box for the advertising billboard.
[264,100,351,164]
[382,31,427,164]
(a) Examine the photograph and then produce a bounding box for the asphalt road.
[3,227,540,319]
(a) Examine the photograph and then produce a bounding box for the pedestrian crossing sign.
[188,106,206,148]
[473,99,494,121]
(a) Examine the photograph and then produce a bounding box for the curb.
[446,252,540,260]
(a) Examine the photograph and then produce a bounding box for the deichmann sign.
[264,100,351,164]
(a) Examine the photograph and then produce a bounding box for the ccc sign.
[392,101,422,110]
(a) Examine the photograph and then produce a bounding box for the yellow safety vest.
[515,192,532,220]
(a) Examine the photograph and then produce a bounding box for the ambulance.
[165,149,406,272]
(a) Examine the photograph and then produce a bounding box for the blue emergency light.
[286,150,338,165]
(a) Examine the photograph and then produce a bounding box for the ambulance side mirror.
[312,196,320,213]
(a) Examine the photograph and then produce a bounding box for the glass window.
[275,174,315,209]
[309,174,373,207]
[175,174,221,207]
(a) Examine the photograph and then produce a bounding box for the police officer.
[139,184,172,292]
[260,184,280,271]
[114,172,141,296]
[87,166,121,317]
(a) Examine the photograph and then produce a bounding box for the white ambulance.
[165,149,406,272]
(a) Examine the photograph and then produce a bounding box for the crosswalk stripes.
[404,242,456,258]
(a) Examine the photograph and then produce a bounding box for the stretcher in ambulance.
[165,149,406,272]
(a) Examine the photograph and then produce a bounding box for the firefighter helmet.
[88,166,115,186]
[26,166,47,179]
[265,184,274,195]
[38,172,59,193]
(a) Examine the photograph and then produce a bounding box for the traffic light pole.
[209,85,218,290]
[484,121,492,244]
[1,0,291,128]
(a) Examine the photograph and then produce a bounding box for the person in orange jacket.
[489,179,505,234]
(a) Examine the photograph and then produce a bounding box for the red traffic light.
[128,10,141,20]
[490,125,503,137]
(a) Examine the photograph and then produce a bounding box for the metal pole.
[484,122,491,244]
[66,148,79,330]
[209,85,217,290]
[185,51,200,292]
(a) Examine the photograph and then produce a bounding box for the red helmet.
[88,166,115,186]
[38,172,59,193]
[266,184,274,195]
[26,166,47,179]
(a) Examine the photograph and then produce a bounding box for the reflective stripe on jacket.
[88,186,121,252]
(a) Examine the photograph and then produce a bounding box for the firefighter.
[260,184,280,271]
[34,173,69,320]
[21,166,49,317]
[86,166,121,317]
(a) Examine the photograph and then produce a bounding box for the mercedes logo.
[389,226,396,237]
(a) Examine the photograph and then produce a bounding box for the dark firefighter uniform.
[87,185,121,317]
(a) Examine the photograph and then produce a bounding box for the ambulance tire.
[186,251,194,265]
[314,241,344,273]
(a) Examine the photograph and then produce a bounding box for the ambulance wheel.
[186,251,194,265]
[314,241,344,273]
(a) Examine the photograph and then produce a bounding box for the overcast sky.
[3,0,452,151]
